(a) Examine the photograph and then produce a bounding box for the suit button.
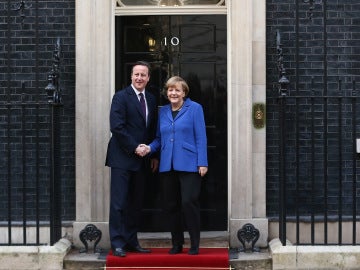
[170,139,174,142]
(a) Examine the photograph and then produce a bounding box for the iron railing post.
[45,38,63,245]
[278,83,288,246]
[277,30,290,246]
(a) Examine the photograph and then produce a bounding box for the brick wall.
[266,0,360,218]
[2,0,359,226]
[0,0,75,223]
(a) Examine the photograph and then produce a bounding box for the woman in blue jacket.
[138,76,208,255]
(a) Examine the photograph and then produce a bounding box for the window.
[116,0,225,6]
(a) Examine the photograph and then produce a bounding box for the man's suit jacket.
[105,86,157,171]
[149,98,208,173]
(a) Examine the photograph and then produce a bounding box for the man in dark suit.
[105,61,158,257]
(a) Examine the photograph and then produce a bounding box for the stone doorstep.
[64,232,274,270]
[65,231,230,269]
[230,249,272,270]
[64,248,273,270]
[63,249,105,270]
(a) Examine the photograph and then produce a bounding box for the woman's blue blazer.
[149,98,208,173]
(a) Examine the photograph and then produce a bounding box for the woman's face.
[167,82,185,105]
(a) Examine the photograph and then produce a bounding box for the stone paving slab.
[0,238,71,270]
[270,238,360,270]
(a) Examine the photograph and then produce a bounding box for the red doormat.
[105,247,229,270]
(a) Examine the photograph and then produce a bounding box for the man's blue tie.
[139,93,146,119]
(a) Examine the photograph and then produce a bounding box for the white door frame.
[73,0,268,249]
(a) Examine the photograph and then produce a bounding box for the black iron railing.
[276,33,359,246]
[277,80,359,245]
[0,39,63,246]
[274,0,360,246]
[1,98,50,246]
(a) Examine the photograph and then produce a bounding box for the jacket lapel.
[173,98,190,120]
[165,105,173,122]
[126,87,146,121]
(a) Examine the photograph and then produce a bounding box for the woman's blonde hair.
[164,76,189,97]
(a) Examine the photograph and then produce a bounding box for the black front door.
[115,15,227,231]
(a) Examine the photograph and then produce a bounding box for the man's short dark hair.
[132,61,151,75]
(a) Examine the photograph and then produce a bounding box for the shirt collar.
[131,84,145,97]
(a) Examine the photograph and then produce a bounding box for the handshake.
[135,144,151,157]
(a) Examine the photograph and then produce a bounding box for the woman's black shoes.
[168,245,199,255]
[168,245,183,254]
[188,247,199,255]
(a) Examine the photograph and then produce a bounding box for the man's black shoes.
[112,247,126,257]
[112,245,150,256]
[125,245,151,253]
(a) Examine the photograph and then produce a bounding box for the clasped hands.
[135,144,151,157]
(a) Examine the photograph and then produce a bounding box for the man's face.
[131,65,150,91]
